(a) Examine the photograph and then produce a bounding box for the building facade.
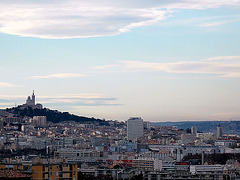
[127,117,143,141]
[33,116,47,127]
[0,162,77,180]
[32,163,77,180]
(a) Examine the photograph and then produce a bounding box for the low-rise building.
[32,163,77,180]
[54,148,101,161]
[132,159,162,171]
[0,162,77,180]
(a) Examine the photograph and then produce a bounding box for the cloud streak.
[205,56,240,61]
[0,0,239,38]
[31,73,85,79]
[0,82,16,87]
[40,94,120,106]
[198,22,223,27]
[95,56,240,77]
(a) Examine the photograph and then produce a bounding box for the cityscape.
[1,0,240,180]
[0,92,240,179]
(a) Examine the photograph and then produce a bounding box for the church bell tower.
[32,90,35,105]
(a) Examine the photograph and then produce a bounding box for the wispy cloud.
[0,0,239,39]
[94,56,240,77]
[40,94,121,106]
[198,22,223,27]
[158,14,240,29]
[220,73,240,78]
[0,82,16,87]
[205,56,240,61]
[31,73,85,79]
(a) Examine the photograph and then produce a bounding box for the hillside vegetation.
[5,107,109,125]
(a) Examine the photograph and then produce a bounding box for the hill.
[5,107,109,125]
[152,121,240,135]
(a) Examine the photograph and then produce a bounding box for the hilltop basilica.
[18,91,43,109]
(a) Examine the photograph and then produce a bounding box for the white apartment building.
[54,148,101,161]
[190,165,224,174]
[197,132,216,141]
[132,159,162,171]
[33,116,47,127]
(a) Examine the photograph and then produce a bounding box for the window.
[56,172,58,176]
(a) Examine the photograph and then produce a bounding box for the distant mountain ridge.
[4,107,109,125]
[152,121,240,135]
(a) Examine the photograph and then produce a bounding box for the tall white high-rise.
[127,117,143,141]
[191,126,197,135]
[217,125,223,139]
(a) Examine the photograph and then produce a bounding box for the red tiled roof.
[0,170,30,178]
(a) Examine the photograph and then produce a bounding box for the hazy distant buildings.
[217,125,223,139]
[191,126,197,135]
[127,117,143,141]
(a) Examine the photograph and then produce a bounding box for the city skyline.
[0,0,240,121]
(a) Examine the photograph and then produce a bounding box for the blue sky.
[0,0,240,121]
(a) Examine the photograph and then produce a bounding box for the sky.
[0,0,240,122]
